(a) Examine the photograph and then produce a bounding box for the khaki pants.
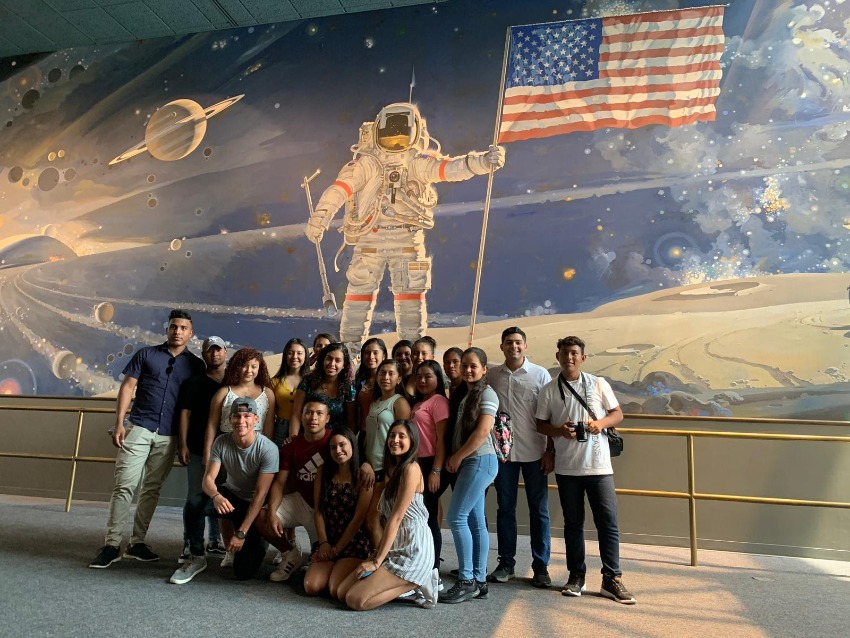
[104,424,176,547]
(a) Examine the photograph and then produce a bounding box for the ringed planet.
[109,95,244,165]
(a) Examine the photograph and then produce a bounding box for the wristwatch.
[235,529,246,540]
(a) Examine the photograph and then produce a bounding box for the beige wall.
[1,395,848,561]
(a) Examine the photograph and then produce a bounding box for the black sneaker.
[205,540,226,556]
[124,543,159,562]
[561,572,586,597]
[487,559,515,583]
[600,577,636,604]
[88,545,121,569]
[474,580,489,599]
[178,542,190,564]
[532,567,552,589]
[438,579,479,604]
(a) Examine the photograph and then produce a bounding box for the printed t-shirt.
[279,429,332,507]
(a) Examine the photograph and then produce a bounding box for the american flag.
[498,5,725,143]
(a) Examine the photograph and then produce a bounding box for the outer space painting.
[0,0,848,421]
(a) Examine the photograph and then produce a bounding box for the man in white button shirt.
[487,327,553,588]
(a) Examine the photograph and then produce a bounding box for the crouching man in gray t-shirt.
[170,396,278,584]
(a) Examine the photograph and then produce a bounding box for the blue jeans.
[183,453,219,556]
[555,473,621,578]
[493,459,551,571]
[448,453,498,582]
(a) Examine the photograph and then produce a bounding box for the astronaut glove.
[485,145,506,169]
[467,145,507,174]
[306,216,327,244]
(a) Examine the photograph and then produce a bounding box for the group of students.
[88,309,636,611]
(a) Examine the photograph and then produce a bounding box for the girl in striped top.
[338,419,438,610]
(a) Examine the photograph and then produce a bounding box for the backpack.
[491,411,513,462]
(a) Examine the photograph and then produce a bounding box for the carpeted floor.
[1,494,848,638]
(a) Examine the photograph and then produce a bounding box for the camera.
[573,421,588,442]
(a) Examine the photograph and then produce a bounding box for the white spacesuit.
[305,102,505,347]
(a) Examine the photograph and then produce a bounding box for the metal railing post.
[686,434,698,567]
[65,411,85,512]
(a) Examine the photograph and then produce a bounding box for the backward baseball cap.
[230,396,259,416]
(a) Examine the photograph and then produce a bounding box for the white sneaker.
[269,547,303,582]
[169,555,207,584]
[220,550,235,568]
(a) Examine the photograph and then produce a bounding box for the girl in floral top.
[289,343,356,438]
[304,427,373,600]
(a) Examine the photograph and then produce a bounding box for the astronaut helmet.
[374,102,429,152]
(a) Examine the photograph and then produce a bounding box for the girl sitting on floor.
[304,427,373,599]
[338,419,438,610]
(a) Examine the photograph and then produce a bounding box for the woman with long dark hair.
[442,347,464,398]
[303,427,373,599]
[392,340,415,403]
[203,347,275,464]
[410,360,450,569]
[338,419,438,610]
[439,347,498,604]
[362,360,411,489]
[354,338,387,434]
[309,333,336,369]
[289,343,356,437]
[270,338,310,445]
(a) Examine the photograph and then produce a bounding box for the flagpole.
[467,28,512,347]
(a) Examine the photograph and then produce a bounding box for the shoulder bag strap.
[557,373,598,422]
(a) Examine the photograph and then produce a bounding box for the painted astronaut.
[305,102,506,346]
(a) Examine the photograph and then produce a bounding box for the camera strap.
[557,372,597,422]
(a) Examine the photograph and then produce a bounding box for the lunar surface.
[332,273,850,421]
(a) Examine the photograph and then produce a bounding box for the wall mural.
[0,0,848,421]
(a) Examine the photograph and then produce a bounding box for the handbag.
[491,411,513,462]
[557,373,623,457]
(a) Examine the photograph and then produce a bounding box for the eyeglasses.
[166,356,177,376]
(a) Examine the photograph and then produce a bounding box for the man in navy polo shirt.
[89,309,205,569]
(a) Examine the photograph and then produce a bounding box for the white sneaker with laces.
[170,555,207,584]
[220,550,235,568]
[269,547,303,582]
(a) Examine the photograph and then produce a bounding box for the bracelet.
[212,493,221,500]
[319,540,330,547]
[431,468,442,474]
